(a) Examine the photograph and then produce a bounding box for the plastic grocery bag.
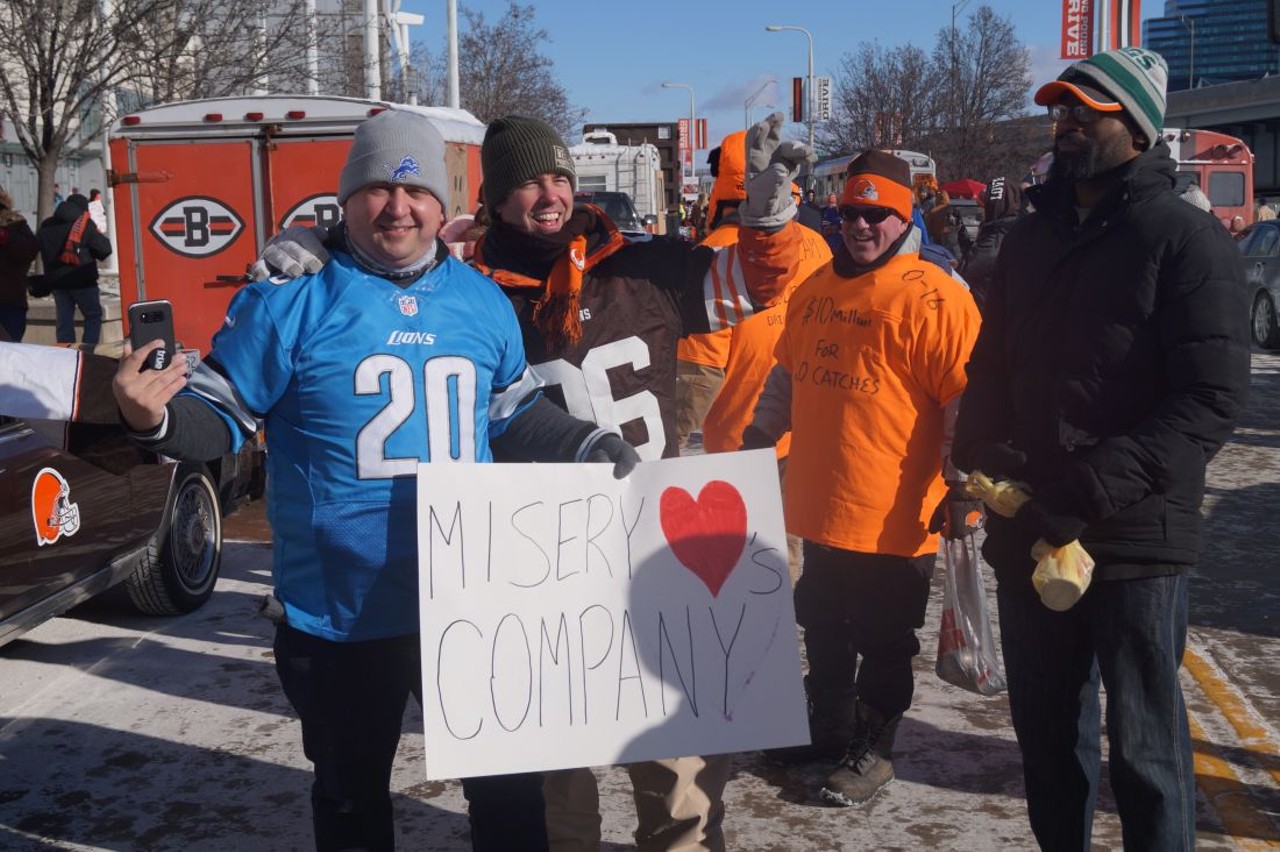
[936,531,1007,696]
[1030,539,1096,611]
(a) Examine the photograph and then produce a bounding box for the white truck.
[568,130,665,235]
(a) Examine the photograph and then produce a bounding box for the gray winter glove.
[248,225,333,282]
[583,432,641,479]
[739,112,816,231]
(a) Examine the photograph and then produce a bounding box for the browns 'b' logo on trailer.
[280,194,343,231]
[149,196,245,258]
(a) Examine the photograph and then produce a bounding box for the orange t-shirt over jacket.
[774,252,981,557]
[701,223,832,456]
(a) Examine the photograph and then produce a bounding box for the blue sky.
[401,0,1164,150]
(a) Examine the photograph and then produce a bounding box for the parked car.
[574,190,657,242]
[1239,219,1280,349]
[0,344,263,646]
[949,198,984,247]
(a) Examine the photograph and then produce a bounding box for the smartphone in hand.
[127,299,175,371]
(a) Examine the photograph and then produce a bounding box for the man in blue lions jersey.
[111,109,637,852]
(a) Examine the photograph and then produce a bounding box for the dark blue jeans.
[53,285,102,344]
[996,571,1194,851]
[274,624,548,851]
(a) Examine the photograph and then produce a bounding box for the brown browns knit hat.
[840,150,913,221]
[481,115,577,211]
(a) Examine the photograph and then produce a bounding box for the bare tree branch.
[422,2,583,139]
[816,4,1039,181]
[0,0,325,222]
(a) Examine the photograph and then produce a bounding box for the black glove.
[1012,498,1086,548]
[969,442,1028,480]
[585,433,640,479]
[928,485,986,540]
[739,424,776,451]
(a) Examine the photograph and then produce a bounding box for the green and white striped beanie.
[1035,47,1169,150]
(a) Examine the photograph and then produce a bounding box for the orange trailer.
[109,96,486,354]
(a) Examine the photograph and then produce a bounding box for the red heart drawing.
[659,480,748,598]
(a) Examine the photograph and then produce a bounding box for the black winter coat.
[0,215,39,310]
[953,143,1251,580]
[37,197,112,290]
[958,215,1019,313]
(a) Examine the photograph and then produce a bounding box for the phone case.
[128,300,175,371]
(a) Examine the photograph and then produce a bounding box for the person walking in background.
[958,176,1026,312]
[0,186,40,342]
[953,48,1250,849]
[36,193,111,346]
[87,188,108,235]
[52,183,64,206]
[745,150,981,806]
[820,192,842,253]
[795,183,823,234]
[111,108,639,852]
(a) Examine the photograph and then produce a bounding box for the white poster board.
[415,449,809,780]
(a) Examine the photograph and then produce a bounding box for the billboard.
[1061,0,1094,59]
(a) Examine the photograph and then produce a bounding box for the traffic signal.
[1271,0,1280,44]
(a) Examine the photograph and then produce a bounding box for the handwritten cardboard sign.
[415,449,809,779]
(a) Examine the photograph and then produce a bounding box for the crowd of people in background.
[0,186,112,345]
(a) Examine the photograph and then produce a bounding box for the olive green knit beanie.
[481,115,576,211]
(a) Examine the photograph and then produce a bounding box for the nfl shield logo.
[398,295,419,317]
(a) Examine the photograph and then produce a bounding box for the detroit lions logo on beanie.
[389,157,422,183]
[338,110,450,206]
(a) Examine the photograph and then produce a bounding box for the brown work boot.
[820,703,901,806]
[764,676,856,765]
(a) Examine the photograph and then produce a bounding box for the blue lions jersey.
[198,251,539,641]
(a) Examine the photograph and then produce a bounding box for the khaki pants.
[674,361,725,449]
[544,755,732,851]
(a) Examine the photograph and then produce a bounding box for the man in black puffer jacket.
[37,193,112,345]
[953,48,1250,851]
[957,175,1025,313]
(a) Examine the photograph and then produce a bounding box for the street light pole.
[744,79,774,130]
[765,25,815,158]
[662,81,696,184]
[1178,15,1196,90]
[950,0,971,129]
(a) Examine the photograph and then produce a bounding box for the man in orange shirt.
[744,150,981,806]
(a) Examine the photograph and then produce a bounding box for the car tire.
[1253,291,1280,350]
[125,464,222,615]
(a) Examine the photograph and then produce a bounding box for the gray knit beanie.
[481,115,576,211]
[338,109,449,206]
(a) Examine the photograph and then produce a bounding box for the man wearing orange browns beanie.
[744,149,981,806]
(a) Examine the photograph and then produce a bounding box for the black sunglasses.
[839,205,897,225]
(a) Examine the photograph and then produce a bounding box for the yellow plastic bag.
[966,470,1095,611]
[964,470,1031,518]
[1030,539,1096,611]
